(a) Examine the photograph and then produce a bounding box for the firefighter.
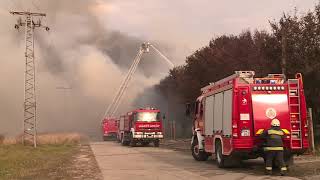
[260,118,287,176]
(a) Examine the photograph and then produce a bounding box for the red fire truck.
[101,118,119,141]
[189,71,309,167]
[117,107,164,147]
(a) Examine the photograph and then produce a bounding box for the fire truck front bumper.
[133,132,163,139]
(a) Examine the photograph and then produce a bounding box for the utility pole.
[307,108,315,154]
[281,26,287,76]
[10,11,49,147]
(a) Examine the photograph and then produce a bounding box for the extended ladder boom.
[104,43,150,118]
[103,42,175,119]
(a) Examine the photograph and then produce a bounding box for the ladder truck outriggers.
[188,71,309,167]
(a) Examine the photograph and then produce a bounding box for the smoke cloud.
[0,0,317,139]
[0,0,173,139]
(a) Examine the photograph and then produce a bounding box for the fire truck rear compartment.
[251,93,291,137]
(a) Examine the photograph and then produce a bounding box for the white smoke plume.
[0,0,173,139]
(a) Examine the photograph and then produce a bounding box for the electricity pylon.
[10,11,49,147]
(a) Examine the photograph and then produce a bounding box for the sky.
[0,0,318,137]
[96,0,318,60]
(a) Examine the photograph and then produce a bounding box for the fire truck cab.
[118,107,164,147]
[190,71,309,167]
[101,118,119,141]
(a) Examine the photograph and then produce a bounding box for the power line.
[10,10,49,148]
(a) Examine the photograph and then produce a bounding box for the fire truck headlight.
[241,129,250,136]
[157,132,162,135]
[253,87,257,91]
[281,86,285,90]
[135,132,143,135]
[266,86,269,90]
[273,86,277,90]
[257,87,261,90]
[261,87,265,90]
[277,86,281,90]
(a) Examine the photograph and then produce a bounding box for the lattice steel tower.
[10,11,49,147]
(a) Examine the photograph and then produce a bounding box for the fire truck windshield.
[135,112,160,122]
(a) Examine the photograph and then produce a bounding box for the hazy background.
[0,0,317,139]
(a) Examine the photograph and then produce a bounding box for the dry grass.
[37,132,86,145]
[0,143,77,179]
[0,133,88,145]
[0,133,88,179]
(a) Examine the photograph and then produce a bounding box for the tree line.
[155,3,320,135]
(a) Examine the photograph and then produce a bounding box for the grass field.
[0,133,83,179]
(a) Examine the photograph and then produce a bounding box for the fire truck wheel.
[130,141,137,147]
[284,154,294,167]
[103,136,108,141]
[191,138,208,161]
[154,140,160,147]
[129,133,137,147]
[141,142,150,146]
[215,141,225,168]
[116,136,121,143]
[121,134,129,146]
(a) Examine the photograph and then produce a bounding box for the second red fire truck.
[189,71,309,167]
[117,107,164,147]
[101,118,119,141]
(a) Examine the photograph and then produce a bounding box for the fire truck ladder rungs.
[104,43,151,118]
[102,42,174,119]
[105,50,144,118]
[110,51,144,117]
[288,79,302,149]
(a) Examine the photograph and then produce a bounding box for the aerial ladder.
[104,42,174,118]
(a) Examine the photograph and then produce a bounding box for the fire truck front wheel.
[129,133,137,147]
[103,136,108,141]
[154,140,160,147]
[191,138,208,161]
[121,134,129,146]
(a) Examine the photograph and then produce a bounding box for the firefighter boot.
[265,167,272,175]
[280,167,287,176]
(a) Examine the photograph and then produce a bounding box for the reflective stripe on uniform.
[266,167,272,170]
[282,129,290,134]
[264,147,284,151]
[268,129,284,136]
[256,129,264,135]
[281,167,287,171]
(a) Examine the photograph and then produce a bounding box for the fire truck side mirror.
[162,114,166,120]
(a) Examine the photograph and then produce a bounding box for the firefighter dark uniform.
[260,119,287,176]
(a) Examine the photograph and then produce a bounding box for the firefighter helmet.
[271,119,280,127]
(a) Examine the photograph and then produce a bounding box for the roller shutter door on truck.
[205,95,214,135]
[223,89,232,136]
[119,117,125,130]
[214,92,223,131]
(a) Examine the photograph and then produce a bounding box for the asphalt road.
[91,141,302,180]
